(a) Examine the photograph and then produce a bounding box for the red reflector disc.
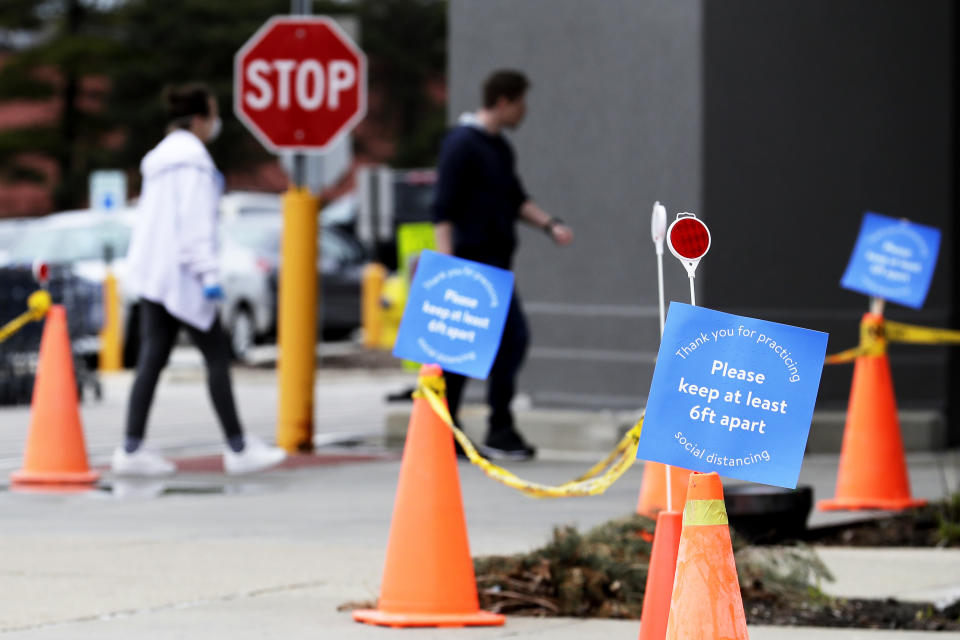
[669,218,710,260]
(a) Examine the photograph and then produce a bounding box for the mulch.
[468,514,960,630]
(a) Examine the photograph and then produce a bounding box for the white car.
[219,218,279,361]
[3,209,276,365]
[219,191,282,222]
[0,217,33,264]
[2,209,137,363]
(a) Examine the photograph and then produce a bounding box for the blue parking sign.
[637,303,828,488]
[840,212,941,309]
[393,250,514,379]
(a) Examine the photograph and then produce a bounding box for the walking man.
[432,69,574,460]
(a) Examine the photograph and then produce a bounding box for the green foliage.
[474,513,841,620]
[0,0,45,30]
[0,0,118,204]
[1,0,447,212]
[474,515,655,618]
[101,0,290,190]
[937,491,960,546]
[348,0,447,168]
[736,544,834,599]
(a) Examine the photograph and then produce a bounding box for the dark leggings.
[444,293,529,439]
[125,299,243,443]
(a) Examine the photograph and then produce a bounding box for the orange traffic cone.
[11,305,99,486]
[818,314,925,511]
[637,462,692,516]
[665,472,748,640]
[353,364,504,628]
[637,510,682,640]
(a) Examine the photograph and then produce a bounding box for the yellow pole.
[0,290,51,344]
[277,187,320,452]
[361,262,387,348]
[99,269,123,371]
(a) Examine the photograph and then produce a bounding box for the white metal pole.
[659,261,673,512]
[657,255,666,334]
[650,203,674,511]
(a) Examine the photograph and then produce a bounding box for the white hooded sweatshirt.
[126,129,223,331]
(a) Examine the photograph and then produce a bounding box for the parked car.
[3,206,365,365]
[216,216,367,360]
[0,217,33,264]
[219,190,282,222]
[219,218,280,360]
[1,209,138,362]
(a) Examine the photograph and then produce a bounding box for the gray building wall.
[448,1,955,416]
[703,0,954,410]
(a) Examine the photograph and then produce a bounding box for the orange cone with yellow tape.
[636,462,692,516]
[818,314,925,511]
[665,472,748,640]
[637,510,682,640]
[11,305,99,486]
[353,364,504,628]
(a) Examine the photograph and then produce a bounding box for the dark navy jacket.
[431,123,528,270]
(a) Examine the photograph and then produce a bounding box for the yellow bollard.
[361,262,387,348]
[26,290,52,319]
[379,273,408,350]
[276,187,319,453]
[99,269,123,371]
[0,290,51,344]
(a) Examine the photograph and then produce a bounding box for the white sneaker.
[223,435,286,475]
[111,447,176,477]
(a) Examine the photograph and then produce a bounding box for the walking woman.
[112,83,285,476]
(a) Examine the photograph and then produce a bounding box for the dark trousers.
[443,293,529,441]
[125,299,243,443]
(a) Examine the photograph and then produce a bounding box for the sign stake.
[664,212,711,509]
[651,202,667,334]
[650,202,673,509]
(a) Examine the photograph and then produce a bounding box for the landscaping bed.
[473,514,960,630]
[802,494,960,547]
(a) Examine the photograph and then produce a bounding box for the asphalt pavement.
[0,347,959,638]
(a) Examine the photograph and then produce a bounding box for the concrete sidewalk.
[1,356,959,638]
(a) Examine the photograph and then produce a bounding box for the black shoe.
[479,429,536,461]
[385,386,416,402]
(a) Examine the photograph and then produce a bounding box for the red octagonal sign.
[234,16,367,153]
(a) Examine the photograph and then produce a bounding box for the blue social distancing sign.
[637,303,828,488]
[393,250,514,379]
[840,212,941,309]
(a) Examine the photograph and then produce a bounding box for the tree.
[0,0,447,213]
[347,0,447,168]
[102,0,290,194]
[0,0,119,210]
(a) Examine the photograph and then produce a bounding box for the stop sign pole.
[235,9,366,452]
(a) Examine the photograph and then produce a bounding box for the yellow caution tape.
[0,290,51,344]
[824,314,960,365]
[683,499,728,526]
[884,320,960,345]
[824,315,886,364]
[416,374,643,499]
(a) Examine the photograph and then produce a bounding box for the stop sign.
[234,16,367,152]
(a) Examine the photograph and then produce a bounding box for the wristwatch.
[543,217,563,236]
